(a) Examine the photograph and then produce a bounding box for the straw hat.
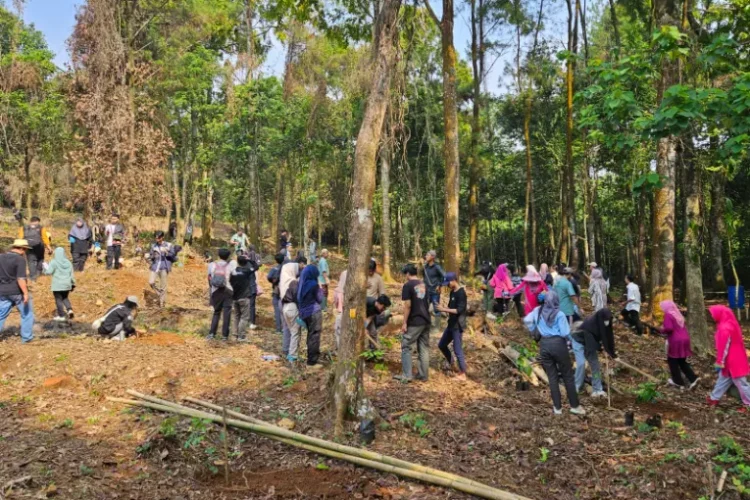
[12,239,31,249]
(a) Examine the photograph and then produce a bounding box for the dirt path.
[0,245,749,499]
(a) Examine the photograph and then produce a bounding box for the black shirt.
[0,252,26,296]
[447,287,467,330]
[401,279,430,327]
[98,304,135,335]
[423,263,446,293]
[230,263,257,300]
[366,297,378,319]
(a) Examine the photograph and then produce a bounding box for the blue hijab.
[297,265,320,306]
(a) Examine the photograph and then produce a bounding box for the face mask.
[604,321,610,326]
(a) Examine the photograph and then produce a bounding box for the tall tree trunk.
[171,158,183,244]
[682,139,709,351]
[331,0,401,436]
[649,7,679,318]
[468,0,482,274]
[562,0,578,265]
[709,170,726,291]
[201,169,213,246]
[608,0,620,49]
[441,0,461,272]
[24,145,32,216]
[380,129,394,282]
[247,124,260,247]
[650,134,677,318]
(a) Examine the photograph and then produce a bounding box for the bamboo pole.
[130,391,496,492]
[614,358,660,383]
[108,397,530,500]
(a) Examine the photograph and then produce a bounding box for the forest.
[3,0,750,306]
[2,0,750,498]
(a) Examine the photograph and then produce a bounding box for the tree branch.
[423,0,441,27]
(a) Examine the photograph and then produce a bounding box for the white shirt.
[626,282,641,312]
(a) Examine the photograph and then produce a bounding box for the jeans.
[438,326,466,373]
[320,284,329,311]
[401,324,431,380]
[149,270,168,307]
[710,374,750,405]
[571,339,603,392]
[73,252,88,272]
[53,291,73,317]
[0,295,34,342]
[539,336,579,410]
[107,245,122,270]
[232,298,251,339]
[428,291,440,315]
[282,302,301,358]
[302,311,322,365]
[272,295,283,332]
[667,357,697,387]
[209,289,232,338]
[26,246,44,281]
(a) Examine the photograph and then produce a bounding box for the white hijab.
[279,262,299,299]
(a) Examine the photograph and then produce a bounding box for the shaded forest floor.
[0,222,749,499]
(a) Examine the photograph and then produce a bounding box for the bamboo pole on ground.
[614,358,660,383]
[108,396,530,500]
[145,391,494,491]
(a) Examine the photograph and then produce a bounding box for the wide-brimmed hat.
[522,266,542,282]
[12,239,31,249]
[125,296,140,307]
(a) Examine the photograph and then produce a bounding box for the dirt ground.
[1,219,749,499]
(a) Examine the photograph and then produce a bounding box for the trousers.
[539,336,580,410]
[438,326,466,373]
[401,324,430,380]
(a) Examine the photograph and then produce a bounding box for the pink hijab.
[660,300,685,329]
[493,263,510,283]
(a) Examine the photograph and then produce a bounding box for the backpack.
[210,261,229,288]
[25,225,42,247]
[112,224,125,243]
[267,266,280,284]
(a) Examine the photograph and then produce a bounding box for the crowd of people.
[1,215,748,415]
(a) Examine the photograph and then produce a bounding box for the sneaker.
[738,407,748,414]
[207,334,216,341]
[570,406,587,416]
[68,310,75,320]
[220,337,228,342]
[414,374,428,382]
[455,373,468,382]
[706,396,720,407]
[307,364,324,371]
[591,391,607,398]
[393,375,412,383]
[53,316,66,322]
[236,336,249,342]
[553,407,563,415]
[249,324,258,330]
[688,377,701,390]
[275,330,284,335]
[286,355,298,363]
[485,313,497,321]
[667,378,685,390]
